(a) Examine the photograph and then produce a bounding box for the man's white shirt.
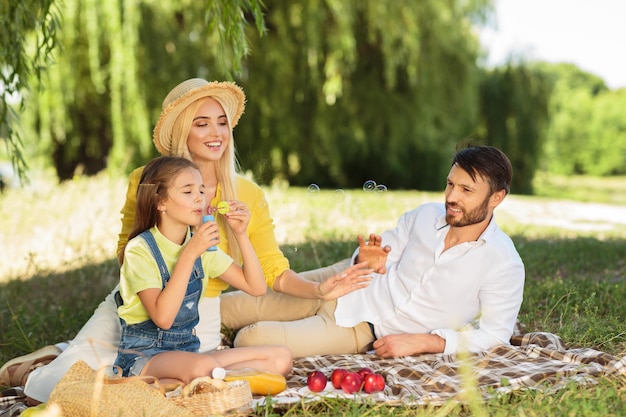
[334,202,525,354]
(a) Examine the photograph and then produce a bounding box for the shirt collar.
[435,212,499,243]
[152,225,192,250]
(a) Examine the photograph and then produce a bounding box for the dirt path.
[499,197,626,234]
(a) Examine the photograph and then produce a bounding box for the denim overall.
[114,230,204,376]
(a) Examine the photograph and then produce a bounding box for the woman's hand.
[317,262,373,300]
[356,234,391,274]
[221,200,250,235]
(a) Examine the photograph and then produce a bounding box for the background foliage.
[2,0,626,193]
[539,63,626,176]
[235,0,488,190]
[0,0,58,180]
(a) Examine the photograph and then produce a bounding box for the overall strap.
[139,230,205,287]
[139,230,170,287]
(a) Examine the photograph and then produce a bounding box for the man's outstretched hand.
[356,234,391,274]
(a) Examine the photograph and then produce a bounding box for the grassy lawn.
[1,172,625,415]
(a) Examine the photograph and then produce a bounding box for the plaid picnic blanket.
[260,332,626,406]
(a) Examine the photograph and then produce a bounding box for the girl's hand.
[187,220,220,256]
[221,200,250,235]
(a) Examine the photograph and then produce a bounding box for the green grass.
[253,378,626,416]
[1,172,625,415]
[533,172,626,205]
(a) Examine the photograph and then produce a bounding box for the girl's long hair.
[170,97,242,264]
[124,156,199,250]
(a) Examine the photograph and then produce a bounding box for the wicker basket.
[48,361,193,417]
[49,360,253,417]
[171,380,253,416]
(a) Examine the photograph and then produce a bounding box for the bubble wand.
[201,202,231,251]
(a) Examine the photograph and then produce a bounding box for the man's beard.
[445,196,490,227]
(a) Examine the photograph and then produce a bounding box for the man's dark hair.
[452,144,512,195]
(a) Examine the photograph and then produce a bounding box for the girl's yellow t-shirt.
[118,226,233,324]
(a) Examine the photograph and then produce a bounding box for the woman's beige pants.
[219,258,374,357]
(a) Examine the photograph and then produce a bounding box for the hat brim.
[153,81,246,155]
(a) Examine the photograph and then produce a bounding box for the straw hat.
[153,78,246,155]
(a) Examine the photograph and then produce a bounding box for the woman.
[19,78,371,404]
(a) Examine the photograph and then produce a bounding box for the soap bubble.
[363,180,377,192]
[334,189,346,203]
[307,184,320,194]
[375,184,388,193]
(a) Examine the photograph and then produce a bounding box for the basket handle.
[96,365,167,394]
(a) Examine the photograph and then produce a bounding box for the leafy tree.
[236,0,491,190]
[584,89,626,175]
[2,0,265,181]
[0,0,59,181]
[14,0,495,189]
[536,62,626,176]
[479,63,552,194]
[5,0,617,194]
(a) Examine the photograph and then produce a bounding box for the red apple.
[356,367,373,379]
[340,372,364,394]
[363,373,385,393]
[330,368,348,389]
[306,370,327,392]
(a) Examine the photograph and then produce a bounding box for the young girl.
[114,155,292,391]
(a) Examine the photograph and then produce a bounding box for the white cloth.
[24,289,121,403]
[196,296,221,353]
[24,291,220,402]
[334,203,525,354]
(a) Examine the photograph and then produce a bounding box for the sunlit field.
[2,172,625,283]
[1,171,625,416]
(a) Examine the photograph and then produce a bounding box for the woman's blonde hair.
[170,97,242,264]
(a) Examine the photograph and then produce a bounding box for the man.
[224,144,525,357]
